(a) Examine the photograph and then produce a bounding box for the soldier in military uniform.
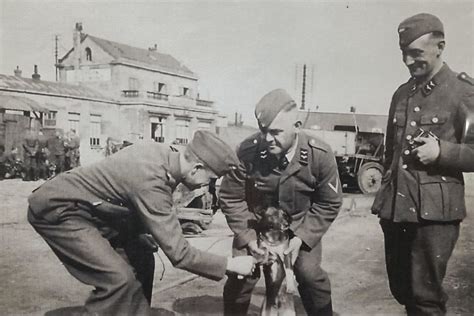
[64,129,80,170]
[220,89,343,316]
[48,129,66,175]
[28,131,256,316]
[36,130,50,179]
[22,129,39,181]
[371,13,474,315]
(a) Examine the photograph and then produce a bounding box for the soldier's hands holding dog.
[284,236,303,265]
[247,239,267,263]
[412,136,440,165]
[226,256,256,276]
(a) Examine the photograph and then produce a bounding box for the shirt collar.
[285,134,299,163]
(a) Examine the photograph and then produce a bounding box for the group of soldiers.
[0,128,80,181]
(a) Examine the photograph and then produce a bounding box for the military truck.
[305,128,385,194]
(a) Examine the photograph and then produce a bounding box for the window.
[197,120,212,131]
[180,87,192,98]
[68,112,80,135]
[44,111,57,127]
[153,82,167,94]
[175,119,189,144]
[151,116,166,143]
[89,114,101,147]
[85,47,92,61]
[129,77,139,90]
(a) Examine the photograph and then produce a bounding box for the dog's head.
[258,207,291,246]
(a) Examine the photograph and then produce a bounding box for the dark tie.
[279,156,289,170]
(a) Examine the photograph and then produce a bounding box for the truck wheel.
[357,162,383,194]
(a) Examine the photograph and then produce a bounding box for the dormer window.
[85,47,92,61]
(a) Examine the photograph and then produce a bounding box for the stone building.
[57,22,219,145]
[0,23,223,166]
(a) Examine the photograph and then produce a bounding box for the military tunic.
[372,63,474,221]
[372,64,474,314]
[28,141,227,315]
[220,130,342,315]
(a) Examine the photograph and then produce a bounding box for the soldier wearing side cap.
[371,13,474,315]
[27,130,256,316]
[220,89,343,316]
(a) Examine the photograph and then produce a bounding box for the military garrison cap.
[255,89,297,130]
[398,13,444,48]
[188,130,239,177]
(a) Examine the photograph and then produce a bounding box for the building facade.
[0,23,223,166]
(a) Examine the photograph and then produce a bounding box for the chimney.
[14,66,22,77]
[73,22,83,82]
[32,65,40,80]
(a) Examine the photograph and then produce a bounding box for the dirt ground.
[1,177,473,315]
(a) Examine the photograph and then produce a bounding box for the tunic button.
[441,176,447,181]
[414,106,420,112]
[404,149,411,155]
[254,183,258,187]
[393,118,397,124]
[424,212,429,216]
[432,117,439,123]
[253,139,258,144]
[402,164,408,169]
[410,121,417,127]
[406,135,412,141]
[409,207,416,213]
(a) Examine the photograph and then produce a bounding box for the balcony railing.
[196,99,214,107]
[122,90,139,98]
[147,91,169,101]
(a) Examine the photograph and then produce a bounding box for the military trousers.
[28,207,155,316]
[380,219,460,316]
[223,241,332,316]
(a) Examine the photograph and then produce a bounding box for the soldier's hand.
[226,256,257,276]
[412,136,440,165]
[247,239,266,262]
[284,236,303,265]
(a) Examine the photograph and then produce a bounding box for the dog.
[257,207,297,316]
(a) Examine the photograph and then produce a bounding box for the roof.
[299,111,388,134]
[0,74,111,100]
[60,34,196,78]
[0,94,48,112]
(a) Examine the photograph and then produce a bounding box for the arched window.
[85,47,92,61]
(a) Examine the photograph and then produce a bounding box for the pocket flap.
[420,112,448,125]
[418,173,462,184]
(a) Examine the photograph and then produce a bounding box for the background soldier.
[0,144,6,180]
[49,129,65,175]
[28,130,256,315]
[36,130,50,179]
[220,89,343,316]
[371,13,474,315]
[64,129,80,170]
[22,129,39,181]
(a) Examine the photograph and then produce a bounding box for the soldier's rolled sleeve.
[295,149,343,249]
[131,179,227,281]
[438,92,474,172]
[219,161,258,249]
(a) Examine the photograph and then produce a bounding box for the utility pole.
[54,34,60,81]
[301,64,307,110]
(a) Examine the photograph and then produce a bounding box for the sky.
[1,0,473,126]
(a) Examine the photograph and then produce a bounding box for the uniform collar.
[409,63,451,97]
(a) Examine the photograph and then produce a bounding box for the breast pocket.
[419,111,449,136]
[394,112,406,140]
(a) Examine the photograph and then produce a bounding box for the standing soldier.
[37,130,50,179]
[64,129,80,170]
[49,129,66,175]
[220,89,343,316]
[22,129,39,181]
[371,13,474,315]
